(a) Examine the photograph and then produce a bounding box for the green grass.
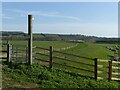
[2,41,118,77]
[2,40,77,49]
[2,63,119,88]
[50,42,116,78]
[63,42,115,59]
[2,40,119,87]
[2,40,116,59]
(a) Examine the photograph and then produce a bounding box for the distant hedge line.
[0,31,119,43]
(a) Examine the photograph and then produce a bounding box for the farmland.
[1,1,120,89]
[2,40,117,59]
[2,40,77,49]
[1,40,119,88]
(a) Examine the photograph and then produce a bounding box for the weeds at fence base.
[2,63,119,88]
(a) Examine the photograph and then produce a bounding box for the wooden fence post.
[7,43,10,63]
[28,15,33,65]
[94,58,98,80]
[108,60,112,81]
[49,46,53,68]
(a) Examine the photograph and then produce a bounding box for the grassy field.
[1,40,119,88]
[63,42,116,59]
[51,42,117,78]
[2,40,116,59]
[2,40,77,49]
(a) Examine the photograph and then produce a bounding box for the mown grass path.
[63,42,115,59]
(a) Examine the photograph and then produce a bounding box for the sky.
[2,2,118,37]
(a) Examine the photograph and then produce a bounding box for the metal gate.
[0,43,7,60]
[11,45,28,64]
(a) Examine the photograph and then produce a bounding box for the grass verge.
[2,63,119,88]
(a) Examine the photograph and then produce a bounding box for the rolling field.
[2,40,77,49]
[2,40,117,74]
[63,42,116,59]
[2,40,116,59]
[51,42,118,78]
[1,40,119,88]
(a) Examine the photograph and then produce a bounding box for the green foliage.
[2,64,119,88]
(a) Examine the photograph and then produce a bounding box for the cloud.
[5,9,81,21]
[39,13,81,21]
[2,24,27,32]
[1,14,14,19]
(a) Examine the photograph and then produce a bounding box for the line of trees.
[0,31,119,43]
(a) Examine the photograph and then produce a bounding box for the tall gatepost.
[28,15,33,65]
[7,41,10,63]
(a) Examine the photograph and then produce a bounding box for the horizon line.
[0,30,118,38]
